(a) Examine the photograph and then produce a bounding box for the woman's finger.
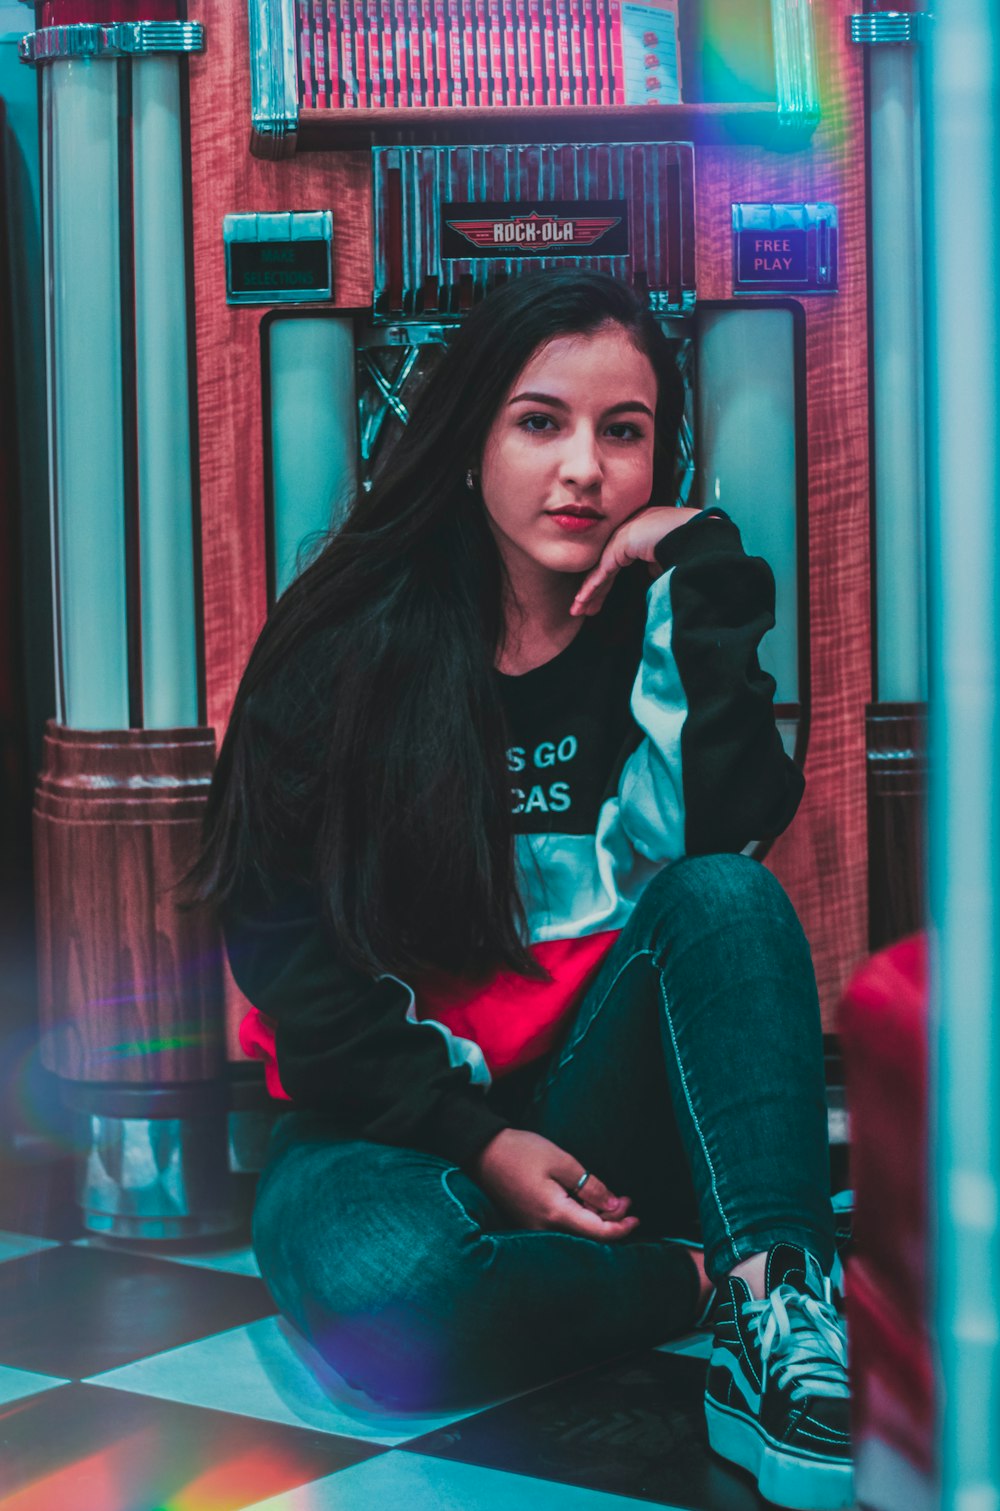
[564,1167,629,1216]
[550,1188,640,1242]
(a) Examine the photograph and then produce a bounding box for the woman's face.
[478,321,659,598]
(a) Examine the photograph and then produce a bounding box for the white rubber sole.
[705,1396,855,1511]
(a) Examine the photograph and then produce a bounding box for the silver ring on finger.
[574,1170,591,1194]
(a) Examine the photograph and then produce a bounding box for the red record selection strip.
[421,0,437,105]
[609,0,624,102]
[488,0,504,104]
[527,0,543,103]
[581,0,595,103]
[542,0,557,103]
[392,0,406,105]
[507,0,521,104]
[368,1,384,104]
[295,0,308,103]
[407,0,423,103]
[477,0,487,106]
[340,0,356,106]
[441,0,454,106]
[350,0,366,104]
[557,0,572,104]
[379,0,393,106]
[446,0,461,104]
[591,0,605,103]
[566,0,582,104]
[514,0,529,104]
[329,0,340,106]
[462,0,477,105]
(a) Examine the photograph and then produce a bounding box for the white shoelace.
[742,1283,850,1402]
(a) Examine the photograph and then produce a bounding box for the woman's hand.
[570,505,705,617]
[470,1128,640,1242]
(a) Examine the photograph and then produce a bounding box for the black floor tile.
[0,1245,277,1378]
[407,1349,769,1511]
[0,1382,381,1511]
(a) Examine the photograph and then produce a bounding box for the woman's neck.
[496,571,586,675]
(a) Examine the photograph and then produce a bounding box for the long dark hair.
[185,270,685,984]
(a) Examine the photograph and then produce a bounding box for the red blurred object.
[839,934,935,1510]
[38,2,181,24]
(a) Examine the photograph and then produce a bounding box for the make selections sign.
[441,201,629,259]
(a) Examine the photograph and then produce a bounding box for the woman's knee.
[640,852,801,941]
[252,1142,501,1408]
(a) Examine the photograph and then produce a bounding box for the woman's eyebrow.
[507,391,654,420]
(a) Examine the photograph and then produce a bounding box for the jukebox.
[17,0,923,1296]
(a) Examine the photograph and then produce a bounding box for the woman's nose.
[559,428,603,489]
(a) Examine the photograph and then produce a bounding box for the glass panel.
[695,305,800,703]
[268,318,359,599]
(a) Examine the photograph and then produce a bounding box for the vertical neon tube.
[923,3,1000,1503]
[870,41,927,701]
[47,57,129,729]
[133,54,198,728]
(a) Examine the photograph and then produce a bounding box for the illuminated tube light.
[268,318,359,601]
[43,56,129,729]
[133,55,198,727]
[695,306,800,709]
[869,32,927,701]
[923,2,1000,1504]
[26,19,205,730]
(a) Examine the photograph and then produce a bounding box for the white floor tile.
[85,1315,524,1446]
[0,1230,59,1265]
[242,1450,687,1510]
[654,1330,713,1359]
[72,1234,261,1276]
[0,1363,68,1406]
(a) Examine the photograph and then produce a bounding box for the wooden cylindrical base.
[32,722,224,1084]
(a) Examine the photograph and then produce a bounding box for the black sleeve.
[219,673,510,1174]
[653,507,805,855]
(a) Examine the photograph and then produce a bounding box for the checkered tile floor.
[0,1151,783,1511]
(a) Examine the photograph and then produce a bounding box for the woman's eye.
[518,415,644,440]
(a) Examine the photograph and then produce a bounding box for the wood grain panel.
[694,0,871,1024]
[32,725,224,1083]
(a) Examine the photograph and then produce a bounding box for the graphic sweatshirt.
[221,508,804,1173]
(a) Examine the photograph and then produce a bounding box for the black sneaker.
[705,1242,853,1510]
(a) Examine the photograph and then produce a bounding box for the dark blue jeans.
[251,854,835,1411]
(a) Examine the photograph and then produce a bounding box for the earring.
[465,469,476,491]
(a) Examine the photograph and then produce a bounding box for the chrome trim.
[223,209,334,304]
[248,0,299,160]
[771,0,821,130]
[19,22,204,66]
[76,1111,238,1241]
[850,12,926,46]
[373,143,697,320]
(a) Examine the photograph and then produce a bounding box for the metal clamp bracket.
[19,21,205,65]
[850,12,929,46]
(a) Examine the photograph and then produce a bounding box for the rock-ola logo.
[446,210,622,253]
